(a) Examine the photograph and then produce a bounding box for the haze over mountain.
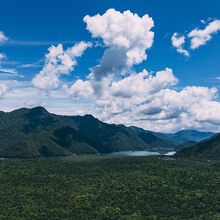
[130,126,214,144]
[0,106,177,158]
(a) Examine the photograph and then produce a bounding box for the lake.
[103,151,176,156]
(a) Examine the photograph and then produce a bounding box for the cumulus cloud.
[62,10,220,132]
[171,33,189,56]
[32,41,92,91]
[63,79,93,100]
[84,9,154,65]
[171,19,220,54]
[111,68,178,98]
[81,66,220,132]
[94,79,220,132]
[83,9,154,95]
[188,19,220,49]
[0,31,8,44]
[2,8,216,132]
[92,68,179,121]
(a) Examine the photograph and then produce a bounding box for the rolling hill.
[175,133,220,159]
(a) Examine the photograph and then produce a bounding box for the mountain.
[55,114,175,153]
[130,126,178,145]
[175,140,197,151]
[175,134,220,159]
[167,130,215,144]
[0,106,174,158]
[0,107,98,158]
[136,132,175,151]
[130,126,215,144]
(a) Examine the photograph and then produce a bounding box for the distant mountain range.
[0,107,216,159]
[130,126,214,144]
[175,134,220,159]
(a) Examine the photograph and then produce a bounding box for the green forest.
[0,156,219,219]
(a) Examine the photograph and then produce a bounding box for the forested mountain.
[175,140,197,151]
[0,106,175,158]
[175,134,220,159]
[130,126,178,145]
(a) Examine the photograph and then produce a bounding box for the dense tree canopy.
[0,156,219,219]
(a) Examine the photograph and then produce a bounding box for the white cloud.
[111,68,178,98]
[32,41,92,91]
[20,63,41,68]
[65,66,220,132]
[94,78,220,132]
[188,19,220,49]
[0,31,8,44]
[0,81,16,99]
[171,33,189,56]
[61,10,220,132]
[1,10,220,133]
[0,81,94,116]
[0,68,18,75]
[63,79,93,100]
[83,9,154,95]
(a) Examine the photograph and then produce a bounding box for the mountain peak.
[83,114,96,119]
[28,106,48,115]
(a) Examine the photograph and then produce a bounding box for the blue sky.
[0,0,220,132]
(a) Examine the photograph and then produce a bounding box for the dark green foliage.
[61,114,153,153]
[0,156,219,219]
[52,126,98,155]
[137,132,174,151]
[175,140,197,151]
[22,106,57,133]
[0,106,215,159]
[0,107,99,158]
[130,126,179,145]
[0,131,71,159]
[175,133,220,159]
[0,107,177,158]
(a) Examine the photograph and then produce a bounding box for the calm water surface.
[103,151,176,156]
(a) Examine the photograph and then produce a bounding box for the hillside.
[130,126,178,145]
[56,114,176,153]
[175,140,197,151]
[175,133,220,159]
[0,106,175,158]
[0,107,98,158]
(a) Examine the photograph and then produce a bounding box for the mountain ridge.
[1,106,216,159]
[130,126,215,144]
[175,133,220,159]
[0,106,175,158]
